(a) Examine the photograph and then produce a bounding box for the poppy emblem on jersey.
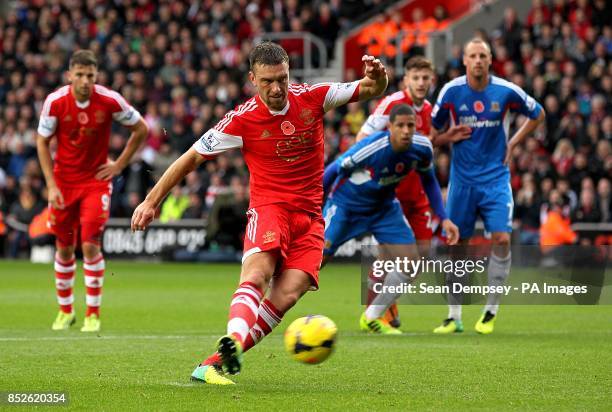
[77,112,89,124]
[95,110,106,123]
[395,163,405,173]
[263,230,276,244]
[281,121,295,135]
[299,108,315,125]
[473,101,485,113]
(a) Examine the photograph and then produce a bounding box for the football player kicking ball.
[131,42,388,385]
[430,38,544,334]
[37,50,148,333]
[321,104,459,334]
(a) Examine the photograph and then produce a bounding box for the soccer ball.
[284,315,337,364]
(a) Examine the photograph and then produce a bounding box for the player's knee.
[81,242,101,260]
[240,271,269,291]
[56,246,75,261]
[491,232,510,247]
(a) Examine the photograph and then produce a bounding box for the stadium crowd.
[0,0,610,257]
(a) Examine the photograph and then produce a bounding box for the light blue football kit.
[322,131,446,256]
[431,75,543,238]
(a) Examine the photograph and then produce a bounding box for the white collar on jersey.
[267,101,290,116]
[75,99,91,109]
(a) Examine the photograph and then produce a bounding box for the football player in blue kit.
[430,38,545,334]
[321,104,459,334]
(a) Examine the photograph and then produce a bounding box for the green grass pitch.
[1,261,611,411]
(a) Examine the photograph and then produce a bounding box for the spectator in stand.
[540,189,576,249]
[597,178,611,223]
[515,173,542,245]
[572,187,601,223]
[551,138,575,177]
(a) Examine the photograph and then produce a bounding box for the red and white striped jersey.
[193,81,360,215]
[37,85,141,185]
[359,89,432,136]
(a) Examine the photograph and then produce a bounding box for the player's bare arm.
[358,55,388,101]
[96,118,149,180]
[504,109,546,165]
[131,148,205,231]
[430,125,472,146]
[36,133,64,210]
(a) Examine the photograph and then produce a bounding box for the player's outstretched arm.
[131,148,205,231]
[36,133,64,210]
[357,55,388,102]
[96,118,149,180]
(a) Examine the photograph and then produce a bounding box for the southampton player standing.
[131,42,388,385]
[430,38,545,334]
[322,104,459,334]
[37,50,148,333]
[355,56,469,328]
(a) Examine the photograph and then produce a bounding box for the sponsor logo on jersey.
[260,129,271,138]
[263,230,276,244]
[200,131,220,152]
[77,112,89,124]
[491,101,500,112]
[459,115,501,128]
[63,115,73,122]
[95,110,106,123]
[459,104,469,111]
[299,108,315,125]
[473,101,485,113]
[378,175,404,186]
[281,121,295,135]
[381,167,389,174]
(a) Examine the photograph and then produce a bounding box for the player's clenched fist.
[362,55,386,80]
[131,200,156,232]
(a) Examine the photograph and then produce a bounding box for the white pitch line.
[164,382,200,387]
[0,334,215,342]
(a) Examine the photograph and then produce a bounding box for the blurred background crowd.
[0,0,610,257]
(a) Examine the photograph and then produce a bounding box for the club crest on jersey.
[415,116,423,128]
[395,163,405,173]
[491,101,500,112]
[473,101,485,113]
[281,121,295,135]
[95,110,106,123]
[299,108,315,125]
[77,112,89,124]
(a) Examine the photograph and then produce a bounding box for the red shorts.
[396,172,432,241]
[400,202,433,241]
[49,181,112,247]
[242,204,324,289]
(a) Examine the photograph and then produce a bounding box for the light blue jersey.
[322,131,442,256]
[431,75,542,186]
[432,75,543,238]
[328,131,434,213]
